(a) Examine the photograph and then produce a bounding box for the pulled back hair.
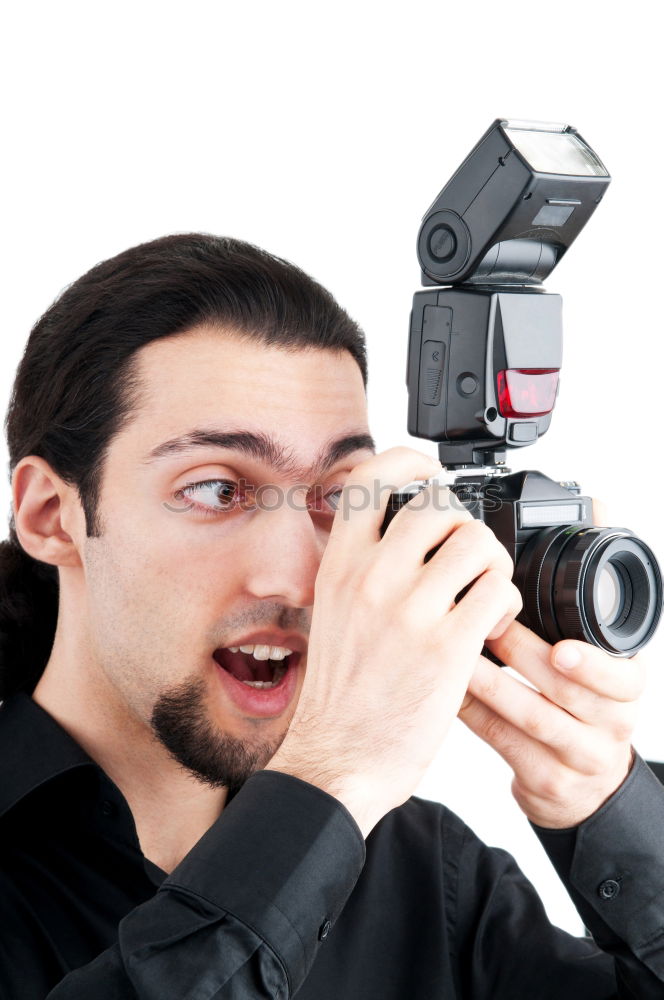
[0,233,367,699]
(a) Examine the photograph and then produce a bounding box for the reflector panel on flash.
[520,504,583,528]
[504,126,608,177]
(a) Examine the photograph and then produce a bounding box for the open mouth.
[212,647,300,690]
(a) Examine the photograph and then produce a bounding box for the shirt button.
[318,919,331,941]
[598,879,621,900]
[101,800,116,818]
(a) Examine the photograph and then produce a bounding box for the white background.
[2,1,662,935]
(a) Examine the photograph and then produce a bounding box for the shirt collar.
[0,691,95,819]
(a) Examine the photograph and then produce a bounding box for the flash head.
[417,118,610,287]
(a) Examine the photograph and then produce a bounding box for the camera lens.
[516,526,662,656]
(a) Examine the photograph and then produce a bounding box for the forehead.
[120,325,370,468]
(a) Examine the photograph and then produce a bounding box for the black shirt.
[2,694,664,998]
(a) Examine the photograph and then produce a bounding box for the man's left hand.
[458,620,645,828]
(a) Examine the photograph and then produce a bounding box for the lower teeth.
[241,661,287,689]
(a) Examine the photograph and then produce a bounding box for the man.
[0,233,663,998]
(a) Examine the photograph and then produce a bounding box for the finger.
[446,570,522,648]
[380,480,476,565]
[485,622,646,704]
[482,621,614,726]
[550,640,647,703]
[459,686,554,776]
[421,517,514,607]
[464,655,608,774]
[592,497,610,527]
[329,446,441,550]
[460,688,634,827]
[485,618,551,669]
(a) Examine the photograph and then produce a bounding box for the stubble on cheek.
[82,532,201,720]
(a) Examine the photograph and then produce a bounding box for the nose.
[241,494,325,608]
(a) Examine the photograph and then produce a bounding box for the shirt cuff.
[158,770,366,991]
[533,753,664,977]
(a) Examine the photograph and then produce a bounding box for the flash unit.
[417,118,609,289]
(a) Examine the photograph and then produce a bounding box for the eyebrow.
[142,428,377,481]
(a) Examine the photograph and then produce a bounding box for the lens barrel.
[516,526,663,656]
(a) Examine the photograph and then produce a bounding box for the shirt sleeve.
[532,752,664,998]
[446,753,664,998]
[44,771,365,1000]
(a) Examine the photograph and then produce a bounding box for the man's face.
[80,325,374,789]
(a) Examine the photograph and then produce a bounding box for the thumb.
[592,497,610,528]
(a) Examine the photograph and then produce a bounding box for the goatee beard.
[150,676,283,795]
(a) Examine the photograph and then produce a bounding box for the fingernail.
[555,646,582,670]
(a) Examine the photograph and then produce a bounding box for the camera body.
[381,471,662,655]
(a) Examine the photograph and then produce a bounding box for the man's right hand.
[266,447,521,837]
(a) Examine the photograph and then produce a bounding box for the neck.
[33,627,227,875]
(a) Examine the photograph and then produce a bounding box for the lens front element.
[517,526,663,656]
[596,563,624,626]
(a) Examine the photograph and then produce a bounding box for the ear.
[12,456,84,569]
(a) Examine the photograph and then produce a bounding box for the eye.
[308,485,344,515]
[173,479,252,516]
[323,488,343,511]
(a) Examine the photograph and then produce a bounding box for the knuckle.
[490,550,513,583]
[482,713,511,747]
[509,580,523,613]
[536,771,568,802]
[445,518,487,558]
[450,499,476,523]
[461,517,491,543]
[358,562,388,609]
[425,487,467,524]
[548,675,578,710]
[494,540,515,579]
[346,449,393,483]
[628,655,648,696]
[386,445,434,472]
[482,570,521,609]
[476,673,501,703]
[524,711,549,742]
[621,678,644,704]
[478,567,503,591]
[344,454,375,481]
[495,620,528,665]
[611,714,636,744]
[398,595,426,632]
[388,445,418,459]
[579,745,607,776]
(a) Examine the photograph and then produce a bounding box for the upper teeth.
[227,643,293,660]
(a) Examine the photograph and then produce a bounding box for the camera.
[380,119,662,656]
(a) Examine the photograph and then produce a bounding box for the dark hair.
[0,233,367,699]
